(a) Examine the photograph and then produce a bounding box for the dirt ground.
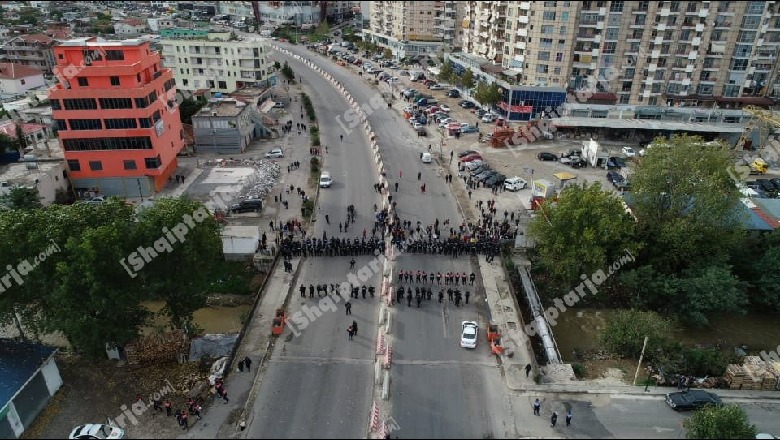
[23,354,212,440]
[580,358,638,383]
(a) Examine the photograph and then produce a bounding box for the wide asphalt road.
[246,49,382,439]
[278,42,509,439]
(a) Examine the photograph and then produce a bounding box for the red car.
[460,154,483,163]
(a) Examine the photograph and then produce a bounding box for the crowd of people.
[280,236,386,257]
[300,283,376,299]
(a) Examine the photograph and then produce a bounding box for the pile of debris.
[724,356,779,391]
[125,330,189,365]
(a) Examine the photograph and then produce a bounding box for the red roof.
[120,19,146,27]
[0,121,46,137]
[19,34,54,44]
[0,63,43,80]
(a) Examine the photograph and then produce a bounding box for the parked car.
[448,89,461,98]
[606,171,622,184]
[461,154,484,163]
[475,108,487,118]
[438,118,454,128]
[69,424,125,439]
[264,148,284,159]
[465,160,484,171]
[440,104,451,112]
[460,101,476,109]
[231,199,263,214]
[756,179,777,194]
[460,321,478,349]
[469,164,489,175]
[607,157,627,169]
[421,152,432,163]
[429,84,445,90]
[537,152,558,161]
[665,390,721,411]
[477,170,498,182]
[461,125,479,134]
[484,174,506,186]
[622,146,637,158]
[459,150,479,158]
[504,177,528,191]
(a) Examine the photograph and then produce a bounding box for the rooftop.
[57,37,149,47]
[0,339,58,412]
[551,117,744,133]
[1,160,66,186]
[17,33,54,44]
[0,120,48,137]
[0,63,43,80]
[196,99,247,118]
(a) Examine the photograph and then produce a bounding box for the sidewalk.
[514,381,780,401]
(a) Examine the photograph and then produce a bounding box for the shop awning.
[553,172,577,181]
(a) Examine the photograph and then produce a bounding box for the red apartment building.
[48,38,183,197]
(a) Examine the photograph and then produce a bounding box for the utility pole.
[633,336,649,386]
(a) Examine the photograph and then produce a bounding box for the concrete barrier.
[382,371,390,400]
[375,360,383,385]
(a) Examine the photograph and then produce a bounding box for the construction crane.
[741,105,780,151]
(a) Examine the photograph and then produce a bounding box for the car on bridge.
[461,321,479,349]
[665,390,721,411]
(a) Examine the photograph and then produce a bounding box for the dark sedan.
[606,171,622,184]
[665,390,721,411]
[458,150,478,158]
[537,152,558,161]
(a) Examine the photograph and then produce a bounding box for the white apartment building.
[365,1,464,58]
[458,1,780,106]
[218,1,358,24]
[162,33,273,94]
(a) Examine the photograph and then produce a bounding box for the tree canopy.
[0,187,42,210]
[683,404,758,439]
[474,81,502,108]
[0,198,223,357]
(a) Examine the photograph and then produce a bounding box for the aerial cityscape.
[1,1,780,439]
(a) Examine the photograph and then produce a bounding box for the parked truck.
[582,138,609,168]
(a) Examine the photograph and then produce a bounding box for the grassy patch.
[194,260,256,296]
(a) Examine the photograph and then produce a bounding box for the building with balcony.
[1,34,57,74]
[457,1,780,107]
[48,37,185,198]
[161,33,272,94]
[365,1,465,58]
[0,63,45,96]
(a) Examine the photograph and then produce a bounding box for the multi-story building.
[161,32,272,93]
[458,1,780,107]
[1,34,57,74]
[366,1,464,58]
[0,63,45,96]
[192,97,263,154]
[115,19,149,35]
[48,38,184,197]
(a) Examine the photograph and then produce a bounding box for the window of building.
[609,1,624,12]
[723,84,740,96]
[538,51,550,61]
[145,155,162,169]
[556,52,563,62]
[77,77,89,87]
[63,98,98,110]
[561,11,569,21]
[152,110,161,123]
[543,11,556,20]
[605,28,619,40]
[741,15,761,29]
[110,76,120,86]
[123,160,137,170]
[747,1,765,15]
[540,38,553,48]
[738,31,757,43]
[105,118,138,129]
[139,117,152,128]
[67,159,80,171]
[554,67,562,75]
[686,2,697,12]
[543,1,557,6]
[135,96,150,108]
[654,70,665,80]
[164,79,175,92]
[541,25,554,34]
[54,119,67,131]
[603,42,617,54]
[651,83,662,93]
[148,91,157,104]
[667,16,676,26]
[730,58,749,71]
[536,64,549,74]
[734,44,752,58]
[99,98,133,109]
[696,84,713,95]
[218,80,227,89]
[634,15,646,25]
[105,50,125,61]
[62,137,153,151]
[58,54,64,59]
[68,119,103,130]
[50,99,61,110]
[89,160,103,171]
[608,14,620,26]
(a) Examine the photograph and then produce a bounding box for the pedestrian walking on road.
[350,258,356,269]
[551,411,558,428]
[238,359,244,372]
[347,325,354,340]
[352,320,358,336]
[340,134,344,142]
[244,356,252,372]
[565,410,572,427]
[164,399,172,416]
[533,398,541,416]
[417,171,422,180]
[421,183,426,193]
[465,291,470,304]
[345,301,352,315]
[525,363,532,377]
[326,214,330,224]
[394,182,399,192]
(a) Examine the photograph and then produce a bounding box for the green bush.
[311,133,320,147]
[310,157,320,173]
[301,199,316,220]
[599,309,673,359]
[572,363,587,379]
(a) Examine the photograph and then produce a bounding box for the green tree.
[528,182,640,289]
[383,48,393,59]
[281,61,295,80]
[17,7,40,26]
[474,81,502,108]
[0,187,42,210]
[14,124,26,150]
[133,198,222,329]
[461,69,475,89]
[630,135,745,273]
[683,404,758,439]
[438,61,454,84]
[179,97,206,125]
[0,132,18,155]
[600,309,672,359]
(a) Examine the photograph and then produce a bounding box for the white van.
[319,172,333,188]
[421,152,432,163]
